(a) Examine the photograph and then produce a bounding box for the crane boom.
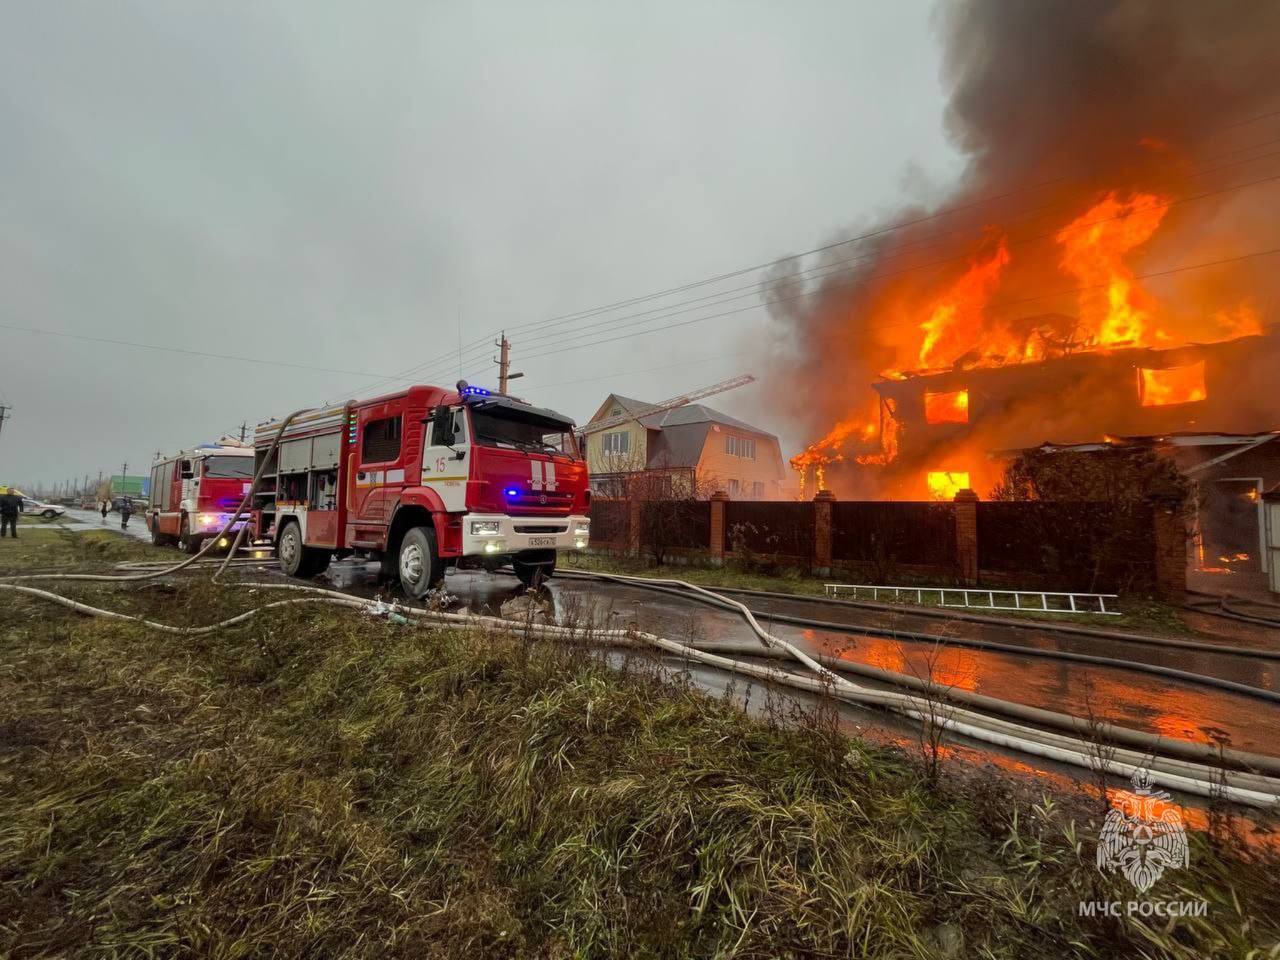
[580,374,755,435]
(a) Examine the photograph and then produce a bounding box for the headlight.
[470,520,501,536]
[574,523,590,536]
[483,540,504,554]
[575,538,587,549]
[199,513,219,528]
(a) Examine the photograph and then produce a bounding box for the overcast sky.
[0,0,961,488]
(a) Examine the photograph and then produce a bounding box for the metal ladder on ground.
[822,583,1120,616]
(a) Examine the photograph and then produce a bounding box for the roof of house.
[637,402,775,438]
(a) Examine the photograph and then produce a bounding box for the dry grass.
[0,537,1276,957]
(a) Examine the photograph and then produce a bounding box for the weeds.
[0,559,1277,956]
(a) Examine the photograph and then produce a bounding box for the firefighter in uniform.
[0,488,22,538]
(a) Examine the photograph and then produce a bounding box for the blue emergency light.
[460,384,492,398]
[503,486,520,497]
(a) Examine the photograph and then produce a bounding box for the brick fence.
[588,488,1186,600]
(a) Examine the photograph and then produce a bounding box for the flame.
[1056,191,1167,347]
[918,237,1010,367]
[790,182,1272,500]
[1139,361,1206,406]
[924,389,969,424]
[927,470,970,500]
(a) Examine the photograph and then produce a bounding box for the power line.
[0,322,421,381]
[509,142,1280,353]
[505,170,1280,363]
[512,241,1280,368]
[453,131,1280,354]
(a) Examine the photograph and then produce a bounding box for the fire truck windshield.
[470,408,580,458]
[202,456,254,479]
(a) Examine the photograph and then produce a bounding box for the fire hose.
[553,569,1280,705]
[4,573,1279,807]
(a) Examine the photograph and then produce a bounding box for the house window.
[602,431,630,455]
[362,416,403,463]
[610,407,622,417]
[752,481,764,499]
[728,479,740,497]
[726,435,756,459]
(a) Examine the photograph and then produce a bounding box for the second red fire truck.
[252,381,590,597]
[147,442,256,553]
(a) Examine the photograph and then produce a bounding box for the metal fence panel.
[723,501,814,559]
[831,501,957,567]
[976,501,1156,592]
[639,499,710,553]
[589,499,630,545]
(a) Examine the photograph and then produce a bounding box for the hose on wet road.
[555,569,1280,705]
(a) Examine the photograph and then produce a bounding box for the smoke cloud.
[766,0,1280,493]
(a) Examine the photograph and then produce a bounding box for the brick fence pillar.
[627,496,643,557]
[1148,491,1188,603]
[708,491,729,566]
[953,488,979,586]
[813,489,835,575]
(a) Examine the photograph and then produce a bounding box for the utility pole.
[495,332,523,395]
[0,405,10,444]
[239,421,248,443]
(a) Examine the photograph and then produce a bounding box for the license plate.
[527,536,557,547]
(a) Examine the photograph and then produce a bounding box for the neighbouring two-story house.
[584,394,790,500]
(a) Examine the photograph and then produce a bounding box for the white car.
[22,498,66,519]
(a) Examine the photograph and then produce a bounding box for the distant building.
[108,475,149,497]
[584,394,790,500]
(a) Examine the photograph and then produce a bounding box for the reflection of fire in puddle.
[834,636,980,692]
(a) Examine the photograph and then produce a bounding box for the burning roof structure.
[767,0,1280,503]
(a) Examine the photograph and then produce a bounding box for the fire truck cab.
[147,443,255,553]
[253,382,590,598]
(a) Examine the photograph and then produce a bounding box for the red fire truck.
[147,443,256,553]
[252,382,590,597]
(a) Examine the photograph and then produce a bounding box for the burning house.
[767,0,1280,578]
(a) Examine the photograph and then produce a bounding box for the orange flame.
[1139,361,1206,406]
[1056,191,1167,347]
[924,389,969,424]
[918,237,1011,367]
[927,470,970,500]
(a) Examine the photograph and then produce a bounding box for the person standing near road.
[119,496,133,529]
[0,488,23,539]
[100,499,109,522]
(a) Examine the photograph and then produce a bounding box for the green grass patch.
[0,526,171,576]
[0,567,1276,955]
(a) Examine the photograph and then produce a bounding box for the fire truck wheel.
[513,552,556,589]
[277,521,330,579]
[398,526,444,599]
[179,517,202,555]
[149,516,169,547]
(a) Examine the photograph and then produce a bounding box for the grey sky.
[0,0,959,487]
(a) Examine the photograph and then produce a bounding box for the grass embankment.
[1,532,1277,957]
[567,552,1198,638]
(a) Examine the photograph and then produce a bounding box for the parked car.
[22,498,66,519]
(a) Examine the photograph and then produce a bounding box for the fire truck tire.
[513,552,556,589]
[277,521,331,579]
[398,526,444,599]
[149,516,172,547]
[178,517,202,555]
